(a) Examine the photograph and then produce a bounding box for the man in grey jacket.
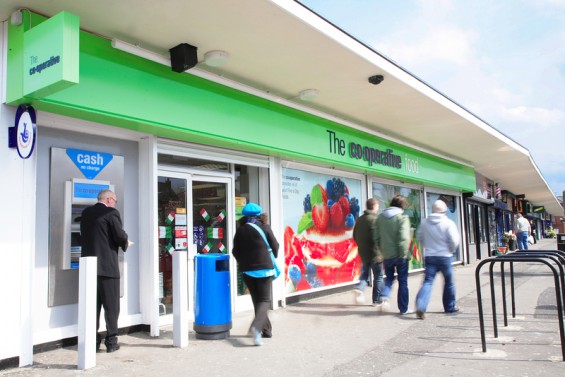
[415,200,460,319]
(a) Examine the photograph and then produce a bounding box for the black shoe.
[106,343,120,353]
[262,332,272,338]
[446,307,461,314]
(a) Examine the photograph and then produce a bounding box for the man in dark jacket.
[352,198,383,305]
[81,189,130,353]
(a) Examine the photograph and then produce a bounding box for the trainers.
[380,298,390,312]
[400,309,414,315]
[416,310,426,319]
[250,326,263,346]
[354,289,365,304]
[446,307,461,315]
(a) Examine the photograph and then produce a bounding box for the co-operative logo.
[29,55,61,75]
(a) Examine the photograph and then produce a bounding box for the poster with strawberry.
[282,168,363,293]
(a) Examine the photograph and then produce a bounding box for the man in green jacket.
[374,194,411,314]
[353,198,383,305]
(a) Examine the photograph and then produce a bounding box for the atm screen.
[71,231,81,247]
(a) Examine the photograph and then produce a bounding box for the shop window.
[426,192,461,262]
[478,206,487,243]
[467,203,475,244]
[282,167,363,294]
[488,208,497,246]
[158,154,229,172]
[374,183,423,269]
[157,176,187,316]
[234,165,269,296]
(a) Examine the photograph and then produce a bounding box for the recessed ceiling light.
[298,89,319,101]
[204,50,230,67]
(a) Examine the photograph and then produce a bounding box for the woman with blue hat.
[232,202,280,346]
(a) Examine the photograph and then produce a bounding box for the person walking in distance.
[352,198,383,305]
[374,195,411,314]
[415,200,460,319]
[515,212,531,250]
[232,203,279,346]
[80,189,132,353]
[529,219,537,244]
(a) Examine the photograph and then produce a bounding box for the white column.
[77,257,97,370]
[269,157,285,308]
[19,134,38,366]
[173,250,188,347]
[138,136,160,337]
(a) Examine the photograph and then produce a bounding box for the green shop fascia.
[6,10,475,192]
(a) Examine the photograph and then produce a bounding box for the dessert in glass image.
[284,178,361,292]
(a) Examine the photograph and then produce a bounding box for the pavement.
[2,238,564,376]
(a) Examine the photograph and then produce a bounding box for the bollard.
[78,256,97,370]
[173,250,188,347]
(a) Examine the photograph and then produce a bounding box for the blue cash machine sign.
[66,148,113,179]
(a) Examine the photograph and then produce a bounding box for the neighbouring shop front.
[463,173,496,262]
[0,10,477,363]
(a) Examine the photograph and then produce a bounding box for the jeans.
[416,256,457,313]
[356,261,384,303]
[517,231,529,250]
[382,257,409,313]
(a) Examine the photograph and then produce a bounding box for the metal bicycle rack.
[475,250,565,361]
[497,250,565,325]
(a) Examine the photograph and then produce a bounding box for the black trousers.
[242,275,273,337]
[96,276,120,342]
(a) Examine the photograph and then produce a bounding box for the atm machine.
[48,147,124,307]
[63,178,113,269]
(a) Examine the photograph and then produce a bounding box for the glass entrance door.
[157,172,231,318]
[157,174,191,317]
[191,178,230,256]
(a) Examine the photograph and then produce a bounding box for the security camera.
[368,75,384,85]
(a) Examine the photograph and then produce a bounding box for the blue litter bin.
[193,253,232,339]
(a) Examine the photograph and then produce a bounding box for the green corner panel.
[23,11,80,98]
[6,11,476,192]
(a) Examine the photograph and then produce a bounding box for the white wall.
[33,126,141,345]
[0,22,36,364]
[0,105,28,362]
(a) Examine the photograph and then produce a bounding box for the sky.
[299,0,565,197]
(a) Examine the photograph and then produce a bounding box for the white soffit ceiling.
[0,0,561,214]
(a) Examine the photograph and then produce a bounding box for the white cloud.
[499,106,565,127]
[524,0,565,10]
[388,27,478,67]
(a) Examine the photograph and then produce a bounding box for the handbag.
[247,223,281,279]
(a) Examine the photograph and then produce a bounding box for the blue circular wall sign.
[15,105,37,159]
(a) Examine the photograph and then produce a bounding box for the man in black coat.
[352,198,383,305]
[80,189,130,353]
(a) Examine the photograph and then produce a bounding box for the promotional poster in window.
[282,168,362,293]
